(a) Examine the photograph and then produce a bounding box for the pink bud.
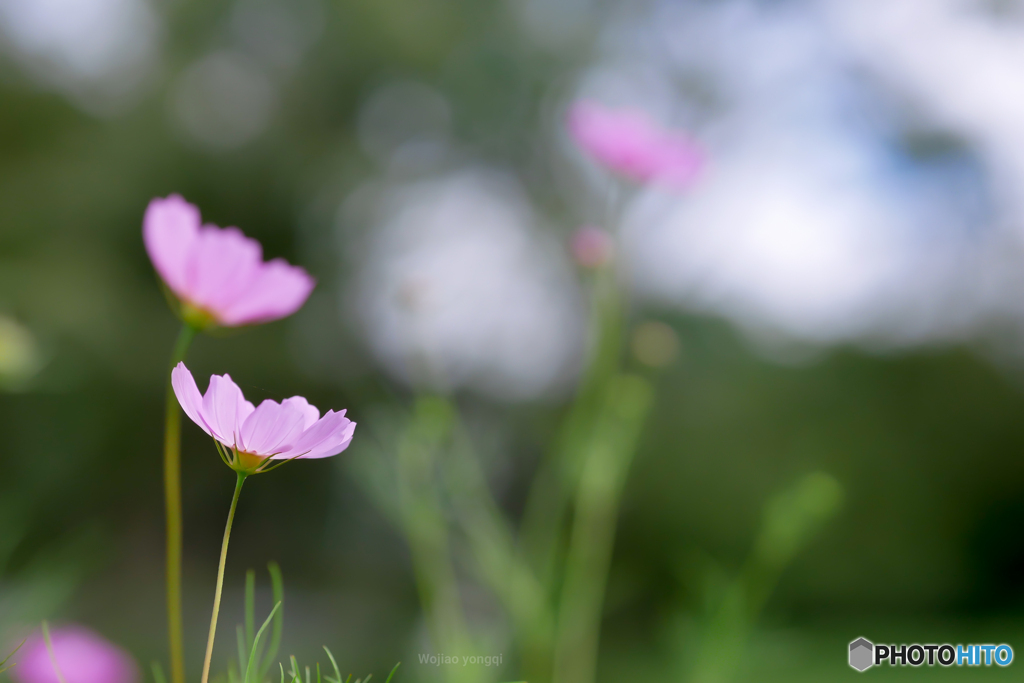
[571,226,615,269]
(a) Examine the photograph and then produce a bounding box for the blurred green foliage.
[0,0,1023,681]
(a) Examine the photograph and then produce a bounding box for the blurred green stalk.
[688,473,843,683]
[441,416,554,681]
[387,248,654,683]
[397,397,476,683]
[553,374,653,683]
[164,323,197,683]
[519,270,623,591]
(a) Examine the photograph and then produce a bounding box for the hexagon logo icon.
[849,637,874,671]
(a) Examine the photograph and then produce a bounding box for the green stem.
[520,268,623,592]
[164,323,197,683]
[553,374,653,683]
[201,472,247,683]
[442,416,553,680]
[396,397,474,683]
[688,474,842,683]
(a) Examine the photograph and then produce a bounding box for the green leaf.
[236,625,248,680]
[0,639,25,675]
[259,562,285,680]
[244,601,281,683]
[150,662,167,683]
[322,647,342,683]
[245,569,257,653]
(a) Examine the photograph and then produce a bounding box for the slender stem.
[520,267,624,592]
[42,621,68,683]
[689,474,842,682]
[553,374,653,683]
[396,397,476,683]
[441,415,554,681]
[201,472,247,683]
[164,323,197,683]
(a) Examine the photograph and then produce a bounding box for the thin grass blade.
[259,562,285,680]
[245,569,256,651]
[322,647,341,683]
[41,622,68,683]
[236,625,247,679]
[0,640,24,675]
[243,601,281,683]
[227,658,240,683]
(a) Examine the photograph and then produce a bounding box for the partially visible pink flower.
[570,225,614,269]
[172,362,355,472]
[143,195,315,328]
[567,101,703,188]
[11,626,137,683]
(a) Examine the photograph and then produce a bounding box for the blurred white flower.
[0,0,158,113]
[830,0,1024,231]
[578,0,1009,348]
[348,170,584,400]
[624,140,975,345]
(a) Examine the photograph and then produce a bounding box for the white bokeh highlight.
[349,170,584,400]
[578,0,1023,349]
[0,0,159,112]
[172,50,277,150]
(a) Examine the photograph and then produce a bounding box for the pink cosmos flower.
[567,101,703,189]
[11,626,137,683]
[172,362,355,472]
[143,194,315,328]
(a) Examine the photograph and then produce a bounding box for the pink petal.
[200,374,254,446]
[217,259,315,326]
[143,195,201,296]
[273,410,355,459]
[301,418,355,459]
[11,626,138,683]
[237,398,309,456]
[567,101,702,188]
[171,362,213,437]
[282,395,319,429]
[183,226,264,317]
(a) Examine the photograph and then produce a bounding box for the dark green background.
[0,1,1022,680]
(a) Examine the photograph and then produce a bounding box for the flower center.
[179,300,218,330]
[235,450,266,473]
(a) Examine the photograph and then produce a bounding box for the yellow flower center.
[234,450,267,473]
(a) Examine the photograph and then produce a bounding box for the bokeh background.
[3,0,1024,680]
